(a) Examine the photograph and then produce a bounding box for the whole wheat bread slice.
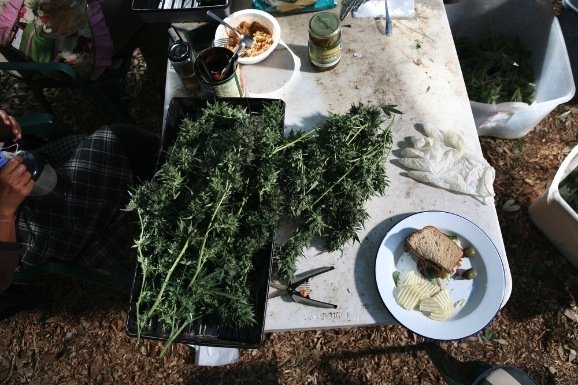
[405,226,463,272]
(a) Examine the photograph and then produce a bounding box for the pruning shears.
[268,266,337,309]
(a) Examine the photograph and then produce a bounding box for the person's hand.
[0,157,34,218]
[0,110,22,142]
[0,154,30,295]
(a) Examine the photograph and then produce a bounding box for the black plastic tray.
[126,245,272,348]
[160,97,286,165]
[132,0,230,23]
[126,97,285,348]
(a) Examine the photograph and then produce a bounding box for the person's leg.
[108,123,161,184]
[31,134,86,167]
[0,285,47,321]
[17,127,134,267]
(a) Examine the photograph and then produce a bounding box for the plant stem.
[160,319,192,357]
[188,180,231,288]
[271,129,315,155]
[145,236,192,321]
[135,209,148,340]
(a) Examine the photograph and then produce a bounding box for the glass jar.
[168,26,200,91]
[169,40,195,77]
[308,12,342,71]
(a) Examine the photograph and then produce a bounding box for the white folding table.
[162,0,512,333]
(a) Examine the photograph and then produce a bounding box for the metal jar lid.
[309,12,340,39]
[168,41,192,62]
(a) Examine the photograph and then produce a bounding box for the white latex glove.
[399,125,495,203]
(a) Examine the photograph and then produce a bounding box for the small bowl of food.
[213,9,281,65]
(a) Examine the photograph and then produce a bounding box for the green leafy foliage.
[455,32,535,104]
[560,168,578,213]
[127,101,399,353]
[274,104,397,279]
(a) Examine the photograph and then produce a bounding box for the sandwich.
[405,226,463,279]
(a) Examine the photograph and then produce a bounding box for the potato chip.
[396,286,423,310]
[394,271,455,321]
[419,289,454,320]
[400,271,440,297]
[395,271,439,310]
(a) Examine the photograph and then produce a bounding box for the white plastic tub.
[560,0,578,93]
[445,0,575,139]
[529,145,578,270]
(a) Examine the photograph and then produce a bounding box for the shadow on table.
[354,212,417,322]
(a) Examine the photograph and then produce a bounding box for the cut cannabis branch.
[126,100,400,354]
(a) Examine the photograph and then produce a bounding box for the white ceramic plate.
[375,211,506,340]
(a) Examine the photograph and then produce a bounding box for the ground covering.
[0,12,577,384]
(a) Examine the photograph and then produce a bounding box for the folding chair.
[0,0,145,124]
[0,113,135,321]
[1,260,134,321]
[0,46,135,124]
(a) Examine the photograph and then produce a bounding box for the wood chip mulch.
[1,17,577,385]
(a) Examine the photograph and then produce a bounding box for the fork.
[212,38,236,48]
[206,10,254,48]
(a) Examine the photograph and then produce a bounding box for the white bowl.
[214,9,281,65]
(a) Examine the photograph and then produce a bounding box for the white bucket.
[529,145,578,270]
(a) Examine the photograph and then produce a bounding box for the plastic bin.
[559,0,578,93]
[529,145,578,271]
[126,244,273,348]
[445,0,575,139]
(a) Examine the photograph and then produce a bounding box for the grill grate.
[156,0,194,10]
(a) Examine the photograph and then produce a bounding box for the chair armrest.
[0,61,79,81]
[17,113,73,141]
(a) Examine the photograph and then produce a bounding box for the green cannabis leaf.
[127,100,399,355]
[274,103,396,279]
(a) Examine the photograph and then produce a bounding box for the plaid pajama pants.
[17,127,134,269]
